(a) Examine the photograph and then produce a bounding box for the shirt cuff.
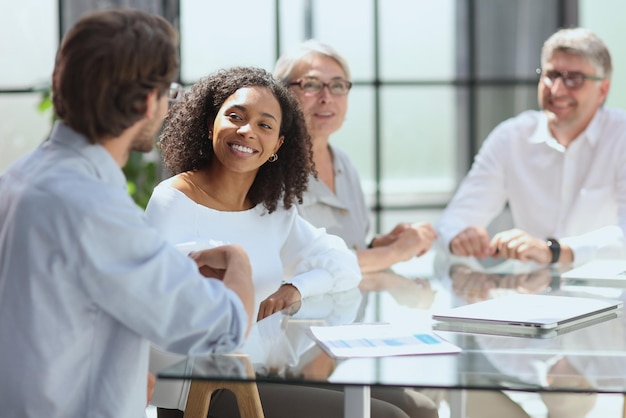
[560,225,626,264]
[283,269,333,300]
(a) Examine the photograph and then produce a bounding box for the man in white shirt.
[437,27,626,265]
[0,9,254,418]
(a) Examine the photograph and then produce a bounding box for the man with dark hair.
[0,9,254,417]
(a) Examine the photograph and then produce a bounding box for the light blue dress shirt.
[0,122,247,418]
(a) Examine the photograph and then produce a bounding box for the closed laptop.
[432,293,622,338]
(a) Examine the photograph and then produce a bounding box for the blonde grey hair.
[273,39,351,84]
[541,27,612,79]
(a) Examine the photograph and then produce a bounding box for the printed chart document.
[309,323,461,358]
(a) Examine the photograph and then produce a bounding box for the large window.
[0,0,58,172]
[177,0,459,232]
[176,0,570,232]
[4,0,626,233]
[579,0,626,110]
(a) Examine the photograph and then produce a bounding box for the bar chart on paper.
[309,323,461,358]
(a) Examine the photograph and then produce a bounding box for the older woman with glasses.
[274,39,437,275]
[274,39,441,418]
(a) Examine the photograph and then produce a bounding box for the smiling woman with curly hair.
[148,65,360,316]
[159,66,313,213]
[144,66,363,418]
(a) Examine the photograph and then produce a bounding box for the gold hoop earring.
[268,153,278,162]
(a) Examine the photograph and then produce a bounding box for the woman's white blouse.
[145,178,362,315]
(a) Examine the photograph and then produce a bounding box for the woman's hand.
[376,222,437,258]
[146,372,156,406]
[299,351,336,380]
[257,284,301,321]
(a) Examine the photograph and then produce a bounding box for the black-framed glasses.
[168,82,185,102]
[536,68,604,90]
[289,77,352,96]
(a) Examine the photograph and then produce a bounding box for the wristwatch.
[546,238,561,264]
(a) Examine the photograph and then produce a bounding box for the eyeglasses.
[536,68,604,90]
[168,82,185,102]
[289,77,352,96]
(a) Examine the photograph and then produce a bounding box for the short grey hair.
[541,27,612,79]
[273,39,351,84]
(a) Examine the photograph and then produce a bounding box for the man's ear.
[598,78,610,104]
[144,88,160,120]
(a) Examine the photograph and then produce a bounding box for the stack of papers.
[309,323,461,358]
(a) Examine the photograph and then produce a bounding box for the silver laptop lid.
[432,294,623,331]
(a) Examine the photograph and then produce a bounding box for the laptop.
[431,293,623,338]
[560,259,626,287]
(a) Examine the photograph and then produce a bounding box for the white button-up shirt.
[437,108,626,262]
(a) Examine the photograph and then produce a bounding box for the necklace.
[181,172,252,211]
[181,172,217,204]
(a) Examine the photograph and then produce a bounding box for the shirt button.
[340,209,348,215]
[353,244,358,250]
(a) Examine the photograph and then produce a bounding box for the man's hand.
[257,284,301,321]
[449,264,499,303]
[189,244,253,281]
[189,245,255,335]
[498,269,552,294]
[489,228,552,263]
[449,226,491,258]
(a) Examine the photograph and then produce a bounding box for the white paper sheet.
[309,323,461,358]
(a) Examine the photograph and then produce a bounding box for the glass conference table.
[158,252,626,418]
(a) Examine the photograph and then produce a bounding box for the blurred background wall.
[1,0,624,230]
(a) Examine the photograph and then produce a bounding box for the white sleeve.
[436,121,511,249]
[145,182,197,244]
[561,225,626,264]
[280,207,361,299]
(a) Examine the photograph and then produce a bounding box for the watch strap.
[546,237,560,264]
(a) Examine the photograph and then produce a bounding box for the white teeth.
[230,144,254,154]
[551,102,570,109]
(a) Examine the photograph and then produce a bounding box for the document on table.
[309,323,462,358]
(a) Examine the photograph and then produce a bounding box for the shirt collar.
[299,145,348,209]
[529,108,605,148]
[583,107,605,147]
[300,174,347,209]
[48,121,127,190]
[329,144,344,176]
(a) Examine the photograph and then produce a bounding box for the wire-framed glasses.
[168,82,185,102]
[536,68,604,90]
[289,77,352,96]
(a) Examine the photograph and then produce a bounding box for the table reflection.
[432,254,626,418]
[159,252,626,418]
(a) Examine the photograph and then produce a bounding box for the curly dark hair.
[159,66,314,213]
